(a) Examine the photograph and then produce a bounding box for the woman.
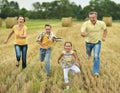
[4,16,28,69]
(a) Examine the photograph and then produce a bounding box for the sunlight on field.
[0,20,120,93]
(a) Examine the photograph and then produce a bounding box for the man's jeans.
[14,44,28,69]
[40,48,51,74]
[86,41,101,73]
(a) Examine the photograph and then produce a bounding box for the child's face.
[64,43,72,52]
[45,26,51,33]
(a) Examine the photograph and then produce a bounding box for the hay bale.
[102,17,112,26]
[61,17,72,27]
[25,17,29,21]
[0,18,2,27]
[84,17,89,21]
[5,17,17,28]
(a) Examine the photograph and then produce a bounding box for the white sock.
[66,86,69,89]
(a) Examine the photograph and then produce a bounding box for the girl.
[58,41,80,90]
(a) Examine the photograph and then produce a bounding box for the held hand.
[4,39,8,44]
[102,37,105,41]
[49,37,54,41]
[81,32,89,37]
[58,60,60,64]
[74,62,79,66]
[16,34,21,38]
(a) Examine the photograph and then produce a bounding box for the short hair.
[17,16,25,22]
[45,24,51,28]
[64,41,72,47]
[89,11,97,16]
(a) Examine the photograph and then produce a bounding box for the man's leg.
[93,41,101,74]
[86,42,93,58]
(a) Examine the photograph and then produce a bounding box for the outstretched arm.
[4,30,14,44]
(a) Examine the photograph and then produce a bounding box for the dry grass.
[0,20,120,93]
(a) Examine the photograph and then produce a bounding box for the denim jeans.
[86,41,101,73]
[40,48,52,74]
[14,44,28,69]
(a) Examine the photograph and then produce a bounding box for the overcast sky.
[8,0,120,10]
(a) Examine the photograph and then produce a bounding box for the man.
[81,11,108,76]
[36,24,55,76]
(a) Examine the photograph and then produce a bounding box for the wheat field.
[0,20,120,93]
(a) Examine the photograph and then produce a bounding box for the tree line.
[0,0,120,20]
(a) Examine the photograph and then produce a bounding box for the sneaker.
[64,86,69,90]
[94,73,99,76]
[86,55,91,59]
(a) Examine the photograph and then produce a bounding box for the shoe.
[16,64,19,67]
[94,73,99,76]
[86,55,91,59]
[16,62,19,67]
[64,86,69,90]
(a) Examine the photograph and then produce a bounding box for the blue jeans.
[86,41,101,73]
[40,48,52,74]
[14,44,28,69]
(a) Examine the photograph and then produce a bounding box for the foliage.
[0,0,120,20]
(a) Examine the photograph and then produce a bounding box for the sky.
[8,0,120,10]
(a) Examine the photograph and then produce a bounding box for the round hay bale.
[102,17,112,26]
[0,18,2,27]
[25,17,29,21]
[61,17,72,27]
[84,17,89,21]
[5,17,17,28]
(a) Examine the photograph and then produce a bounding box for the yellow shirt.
[40,34,53,48]
[81,20,106,43]
[13,25,27,45]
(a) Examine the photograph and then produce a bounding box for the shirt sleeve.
[36,32,44,42]
[81,22,87,32]
[102,21,107,30]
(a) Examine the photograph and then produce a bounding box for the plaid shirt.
[36,31,55,42]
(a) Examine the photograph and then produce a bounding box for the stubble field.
[0,19,120,93]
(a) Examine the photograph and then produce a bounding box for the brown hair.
[45,24,51,28]
[64,41,72,46]
[89,11,97,16]
[17,16,25,22]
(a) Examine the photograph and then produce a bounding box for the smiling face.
[89,12,97,25]
[45,26,51,33]
[64,42,72,52]
[17,16,25,24]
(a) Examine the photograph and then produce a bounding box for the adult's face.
[17,16,25,24]
[89,14,97,25]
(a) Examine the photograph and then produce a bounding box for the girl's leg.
[63,68,70,89]
[70,65,80,73]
